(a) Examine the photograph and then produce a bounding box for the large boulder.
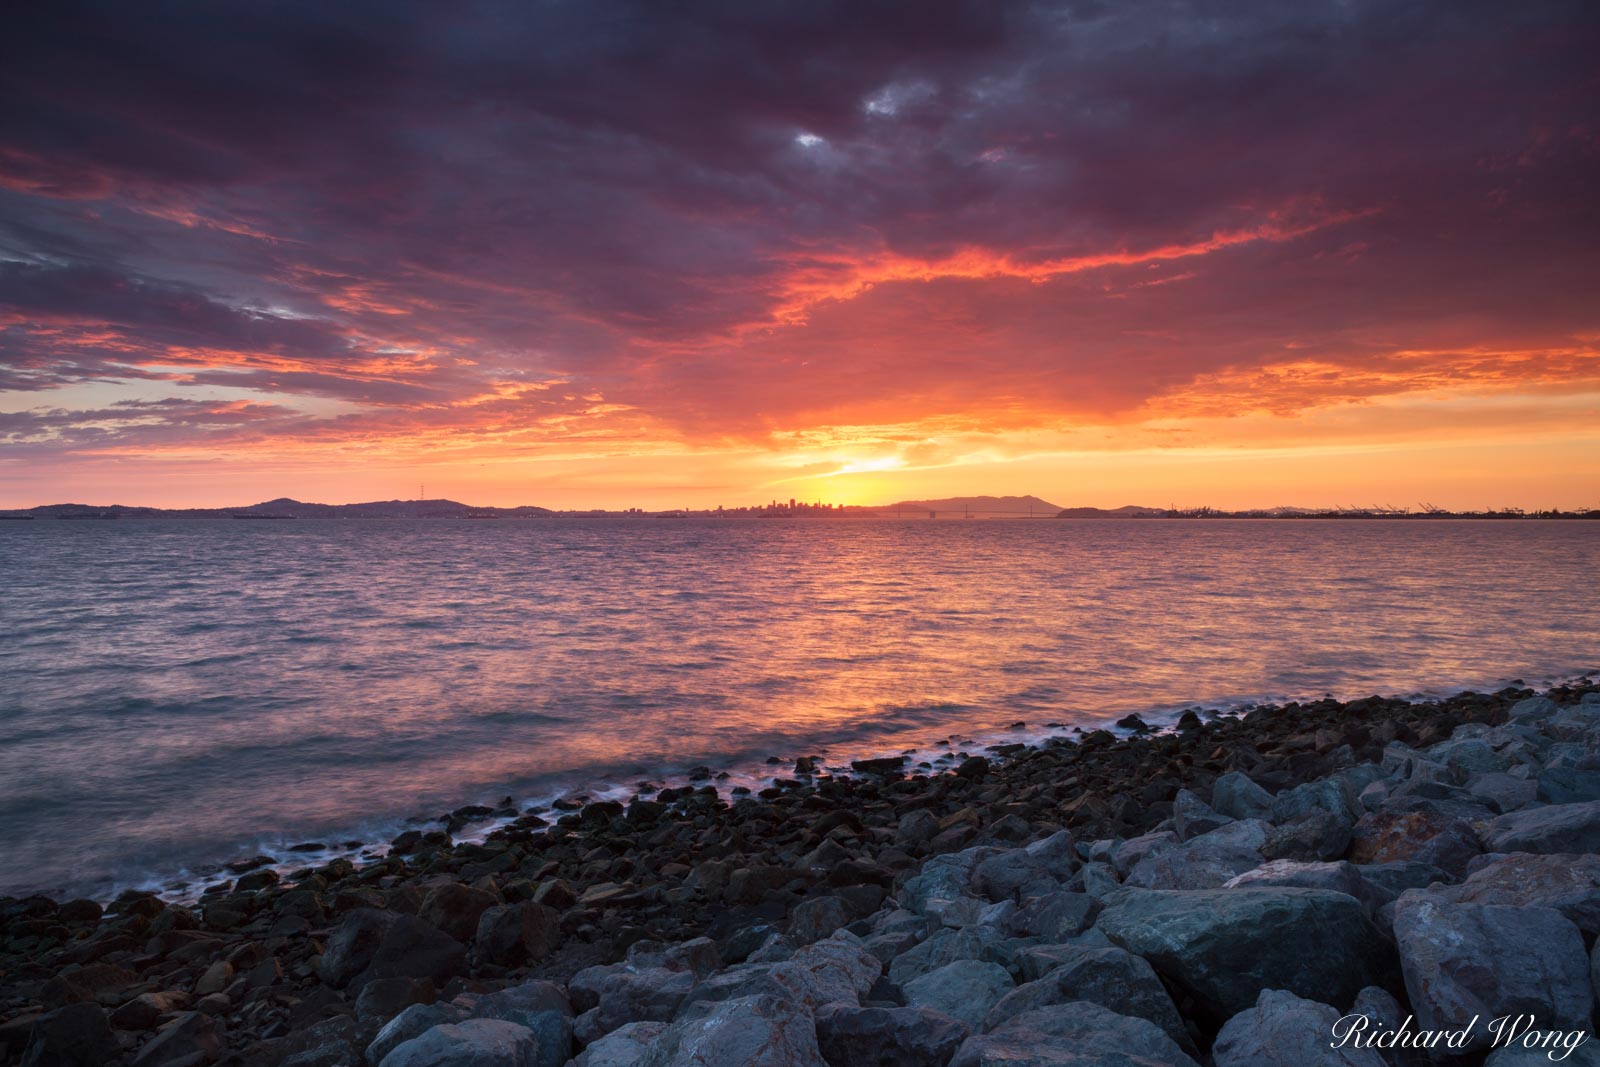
[983,946,1188,1050]
[475,902,560,966]
[568,967,696,1044]
[949,1002,1200,1067]
[1123,821,1267,891]
[888,927,1002,987]
[1423,853,1600,933]
[1213,989,1388,1067]
[318,909,467,992]
[1349,810,1479,878]
[378,1018,541,1067]
[368,1004,464,1066]
[1392,893,1591,1054]
[20,1003,120,1067]
[683,934,881,1017]
[637,995,826,1067]
[1096,888,1391,1022]
[1484,800,1600,855]
[571,1022,666,1067]
[466,982,572,1067]
[813,1004,970,1067]
[901,960,1014,1033]
[419,884,500,943]
[1212,772,1275,822]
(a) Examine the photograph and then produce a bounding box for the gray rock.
[1021,830,1078,876]
[1423,852,1600,933]
[1109,831,1178,877]
[1509,696,1561,724]
[1123,820,1266,891]
[1009,891,1100,941]
[983,946,1188,1049]
[130,1011,224,1067]
[378,1018,540,1067]
[790,896,850,944]
[20,1003,119,1067]
[1212,772,1276,822]
[971,851,1057,902]
[1097,888,1391,1022]
[368,1004,465,1066]
[638,994,826,1067]
[684,934,881,1016]
[318,908,467,992]
[901,960,1014,1033]
[475,902,560,967]
[467,982,572,1067]
[1467,773,1538,814]
[1353,861,1449,896]
[1538,767,1600,805]
[1273,778,1360,824]
[571,1021,666,1067]
[949,1002,1200,1067]
[1485,800,1600,854]
[888,927,1002,987]
[419,883,500,944]
[1224,859,1381,910]
[1213,989,1387,1067]
[1392,893,1591,1054]
[814,1004,970,1067]
[1263,813,1352,862]
[568,966,696,1041]
[1173,789,1234,840]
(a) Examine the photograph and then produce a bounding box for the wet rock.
[814,1003,969,1067]
[56,899,103,924]
[20,1002,119,1067]
[638,994,826,1067]
[901,959,1014,1032]
[852,757,907,776]
[378,1018,541,1067]
[1212,988,1387,1067]
[1392,893,1591,1054]
[950,1001,1200,1067]
[1097,887,1391,1023]
[475,901,560,966]
[1212,771,1276,822]
[1485,799,1600,854]
[984,945,1188,1050]
[419,883,499,943]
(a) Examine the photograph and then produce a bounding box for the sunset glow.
[2,3,1597,509]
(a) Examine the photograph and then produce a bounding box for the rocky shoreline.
[5,679,1600,1066]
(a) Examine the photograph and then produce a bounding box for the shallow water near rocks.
[1,517,1595,899]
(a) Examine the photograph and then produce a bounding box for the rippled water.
[1,517,1595,898]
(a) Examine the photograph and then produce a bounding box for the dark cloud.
[0,0,1596,453]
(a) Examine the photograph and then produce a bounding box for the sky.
[1,1,1597,511]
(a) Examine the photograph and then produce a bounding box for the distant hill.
[1055,505,1166,518]
[3,498,554,519]
[879,495,1064,516]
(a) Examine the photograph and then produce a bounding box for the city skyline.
[3,2,1598,510]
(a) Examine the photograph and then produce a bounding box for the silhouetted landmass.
[0,496,1593,520]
